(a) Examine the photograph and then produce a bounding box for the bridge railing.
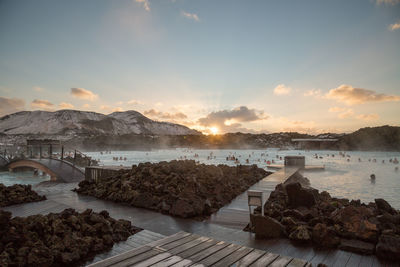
[1,144,96,168]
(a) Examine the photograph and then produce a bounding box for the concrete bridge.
[6,158,84,183]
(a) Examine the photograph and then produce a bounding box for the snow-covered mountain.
[0,110,200,136]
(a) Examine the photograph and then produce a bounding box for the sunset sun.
[210,127,219,135]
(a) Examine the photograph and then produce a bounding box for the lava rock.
[339,239,375,255]
[312,223,340,248]
[75,160,269,218]
[289,225,311,243]
[0,183,46,207]
[251,214,286,239]
[285,182,316,208]
[376,234,400,261]
[0,208,141,266]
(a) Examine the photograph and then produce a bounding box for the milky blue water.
[1,148,399,209]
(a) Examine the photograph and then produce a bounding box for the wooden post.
[61,145,64,160]
[73,150,76,165]
[39,145,42,159]
[49,144,52,159]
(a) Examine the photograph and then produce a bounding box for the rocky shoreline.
[249,174,400,261]
[0,208,141,266]
[75,160,269,218]
[0,183,46,207]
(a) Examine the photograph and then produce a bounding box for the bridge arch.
[6,158,84,182]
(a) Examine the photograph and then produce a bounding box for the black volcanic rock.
[0,209,140,266]
[0,183,46,207]
[75,160,269,218]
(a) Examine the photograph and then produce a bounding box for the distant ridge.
[0,109,200,136]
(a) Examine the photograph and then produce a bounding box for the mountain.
[0,110,200,136]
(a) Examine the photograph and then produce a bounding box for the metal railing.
[0,144,95,167]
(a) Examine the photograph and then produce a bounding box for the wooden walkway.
[88,231,311,267]
[207,167,299,229]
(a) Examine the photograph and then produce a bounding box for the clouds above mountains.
[144,109,188,121]
[31,99,54,110]
[70,88,98,101]
[325,85,400,105]
[197,106,268,133]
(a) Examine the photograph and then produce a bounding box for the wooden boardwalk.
[88,231,311,267]
[207,167,299,229]
[3,182,398,267]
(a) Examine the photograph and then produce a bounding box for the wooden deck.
[88,231,311,267]
[207,167,299,229]
[3,182,398,267]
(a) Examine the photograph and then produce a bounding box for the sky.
[0,0,399,134]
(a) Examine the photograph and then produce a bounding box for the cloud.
[181,11,200,21]
[70,88,98,101]
[127,99,142,105]
[0,96,25,116]
[325,84,400,105]
[376,0,400,5]
[33,86,44,92]
[197,106,268,133]
[337,109,354,119]
[304,89,322,97]
[144,109,188,121]
[389,21,400,31]
[31,99,54,110]
[356,114,380,121]
[328,106,347,113]
[82,103,90,108]
[58,102,74,109]
[135,0,150,11]
[273,84,291,95]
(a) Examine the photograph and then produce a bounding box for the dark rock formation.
[255,175,400,261]
[0,208,140,266]
[0,183,46,207]
[339,239,375,255]
[251,214,286,238]
[75,160,269,218]
[376,234,400,261]
[285,182,316,208]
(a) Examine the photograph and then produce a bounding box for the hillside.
[0,110,200,136]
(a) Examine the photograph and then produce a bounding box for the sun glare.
[209,127,219,135]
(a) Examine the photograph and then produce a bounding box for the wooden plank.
[170,259,193,267]
[151,255,184,267]
[345,253,362,267]
[161,234,200,250]
[111,248,164,267]
[132,252,172,267]
[188,241,230,263]
[147,232,191,248]
[357,255,374,267]
[177,239,220,259]
[168,236,210,255]
[198,243,241,266]
[212,246,253,267]
[139,230,165,239]
[286,258,308,267]
[269,255,293,267]
[231,249,266,267]
[86,245,153,267]
[331,250,352,267]
[249,252,279,267]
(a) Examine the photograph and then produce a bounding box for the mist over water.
[1,148,399,209]
[86,148,400,209]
